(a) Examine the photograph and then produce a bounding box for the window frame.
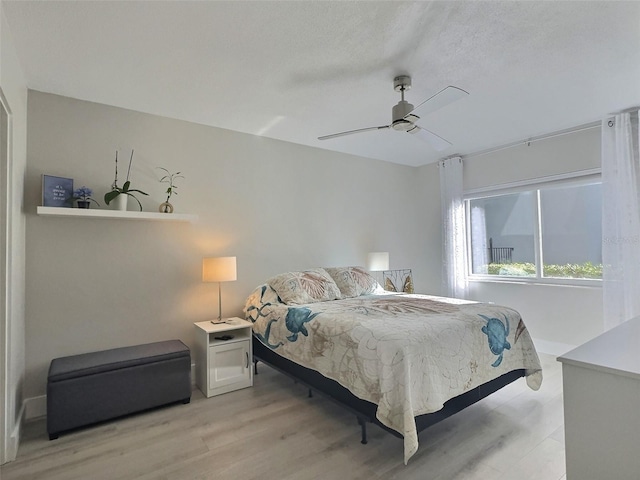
[464,169,602,287]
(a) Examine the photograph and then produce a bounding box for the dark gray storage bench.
[47,340,191,440]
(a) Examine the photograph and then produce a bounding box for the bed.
[244,267,542,464]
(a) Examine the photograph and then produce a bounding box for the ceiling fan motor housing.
[392,101,415,131]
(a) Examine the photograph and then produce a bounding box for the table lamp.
[367,252,389,286]
[367,252,389,272]
[202,256,237,324]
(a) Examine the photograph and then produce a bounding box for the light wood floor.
[1,353,564,480]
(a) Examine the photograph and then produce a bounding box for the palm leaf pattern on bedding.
[350,267,376,290]
[362,297,460,315]
[299,272,330,299]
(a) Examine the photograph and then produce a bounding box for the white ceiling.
[3,1,640,167]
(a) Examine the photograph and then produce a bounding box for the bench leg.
[357,417,368,444]
[182,397,191,404]
[49,433,59,441]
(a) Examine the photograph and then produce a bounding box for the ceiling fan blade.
[408,126,452,151]
[406,86,469,119]
[318,125,390,141]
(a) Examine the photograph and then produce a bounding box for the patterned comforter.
[245,286,542,463]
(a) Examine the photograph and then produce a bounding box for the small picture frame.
[42,175,74,207]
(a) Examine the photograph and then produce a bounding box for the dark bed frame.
[253,336,525,445]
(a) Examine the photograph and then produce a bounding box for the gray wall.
[465,127,603,349]
[24,91,440,401]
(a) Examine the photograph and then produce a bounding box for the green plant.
[483,261,602,279]
[157,167,184,203]
[542,261,602,279]
[104,150,148,211]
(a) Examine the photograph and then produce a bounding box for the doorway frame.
[0,86,13,465]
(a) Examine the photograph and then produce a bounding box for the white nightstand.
[194,318,253,397]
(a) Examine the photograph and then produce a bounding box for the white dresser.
[558,317,640,480]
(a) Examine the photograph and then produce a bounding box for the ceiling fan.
[318,76,468,151]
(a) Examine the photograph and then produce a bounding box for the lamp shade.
[367,252,389,271]
[202,256,237,283]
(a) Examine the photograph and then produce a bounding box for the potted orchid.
[104,149,148,211]
[73,186,100,209]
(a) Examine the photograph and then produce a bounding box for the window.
[539,182,602,279]
[466,176,602,282]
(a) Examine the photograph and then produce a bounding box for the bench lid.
[48,340,190,382]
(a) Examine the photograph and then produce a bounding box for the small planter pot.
[115,194,128,211]
[77,200,90,209]
[159,201,174,213]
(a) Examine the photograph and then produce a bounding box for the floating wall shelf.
[37,206,198,223]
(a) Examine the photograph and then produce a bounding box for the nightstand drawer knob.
[246,351,249,369]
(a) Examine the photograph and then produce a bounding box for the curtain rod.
[463,121,600,160]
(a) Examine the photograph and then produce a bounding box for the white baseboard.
[5,402,25,462]
[533,337,576,357]
[24,395,46,421]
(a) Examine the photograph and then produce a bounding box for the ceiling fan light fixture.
[392,119,414,132]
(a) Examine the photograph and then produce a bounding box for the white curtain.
[602,110,640,330]
[469,204,488,273]
[439,156,468,298]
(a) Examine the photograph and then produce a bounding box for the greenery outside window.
[466,175,602,283]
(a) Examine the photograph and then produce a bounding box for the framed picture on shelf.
[42,175,73,207]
